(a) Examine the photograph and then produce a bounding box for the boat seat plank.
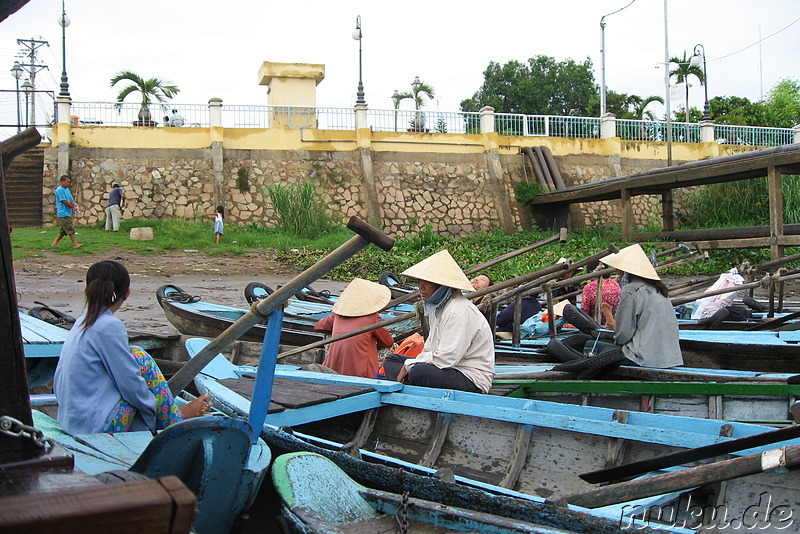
[217,378,285,413]
[218,376,374,411]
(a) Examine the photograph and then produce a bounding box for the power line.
[711,16,800,62]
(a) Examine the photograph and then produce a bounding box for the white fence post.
[601,113,616,139]
[480,106,495,134]
[355,102,368,130]
[208,98,223,127]
[700,119,715,143]
[794,124,800,144]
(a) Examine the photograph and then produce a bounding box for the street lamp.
[11,61,23,132]
[411,76,423,131]
[58,0,70,98]
[352,15,365,105]
[21,79,33,127]
[690,43,710,121]
[391,89,401,132]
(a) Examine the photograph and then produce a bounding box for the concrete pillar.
[600,113,616,139]
[208,98,222,127]
[54,95,72,178]
[354,102,369,132]
[208,98,224,208]
[793,124,800,144]
[700,119,715,143]
[480,106,495,134]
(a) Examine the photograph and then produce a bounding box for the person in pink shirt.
[580,261,621,325]
[315,278,394,378]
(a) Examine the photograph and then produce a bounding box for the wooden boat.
[271,450,624,534]
[187,337,800,532]
[19,310,68,387]
[157,283,326,344]
[157,283,419,346]
[33,411,270,534]
[493,363,800,425]
[495,328,800,373]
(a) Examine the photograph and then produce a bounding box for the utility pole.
[16,38,49,127]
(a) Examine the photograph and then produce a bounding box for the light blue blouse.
[54,309,157,434]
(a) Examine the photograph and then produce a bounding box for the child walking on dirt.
[207,206,224,243]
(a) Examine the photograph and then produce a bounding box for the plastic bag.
[691,268,745,320]
[520,311,565,338]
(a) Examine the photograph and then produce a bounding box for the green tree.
[110,70,180,123]
[709,96,768,126]
[668,52,705,122]
[460,55,597,116]
[764,78,800,128]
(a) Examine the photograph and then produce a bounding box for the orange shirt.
[315,313,394,378]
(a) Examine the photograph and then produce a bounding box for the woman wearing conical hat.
[314,278,395,378]
[383,250,495,393]
[600,244,683,368]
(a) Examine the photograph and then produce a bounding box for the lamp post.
[58,0,70,98]
[352,16,365,105]
[391,89,401,132]
[21,79,33,127]
[690,43,710,121]
[411,76,422,131]
[11,61,22,132]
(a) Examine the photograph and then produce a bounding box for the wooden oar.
[167,216,394,395]
[745,310,800,331]
[557,441,800,509]
[578,422,800,485]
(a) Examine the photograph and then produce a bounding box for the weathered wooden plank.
[498,423,533,489]
[419,412,451,468]
[562,443,800,509]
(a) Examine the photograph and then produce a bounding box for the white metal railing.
[714,124,795,147]
[495,113,602,139]
[54,101,797,148]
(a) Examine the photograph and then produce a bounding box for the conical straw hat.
[601,244,660,280]
[400,250,474,292]
[332,278,391,317]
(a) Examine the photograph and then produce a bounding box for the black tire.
[546,337,585,363]
[743,296,767,312]
[562,304,601,337]
[697,307,730,328]
[28,305,76,329]
[244,282,274,304]
[561,333,594,351]
[551,346,625,378]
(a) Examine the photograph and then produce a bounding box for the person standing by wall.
[105,183,126,232]
[51,175,83,249]
[207,206,224,243]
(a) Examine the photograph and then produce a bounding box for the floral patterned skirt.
[104,346,184,434]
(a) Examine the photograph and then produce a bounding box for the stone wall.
[41,142,714,237]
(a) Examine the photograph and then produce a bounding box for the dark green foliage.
[460,56,598,116]
[515,181,545,204]
[236,167,249,193]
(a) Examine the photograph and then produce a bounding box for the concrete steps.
[5,145,44,228]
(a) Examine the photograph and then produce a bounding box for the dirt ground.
[13,249,800,336]
[13,250,350,335]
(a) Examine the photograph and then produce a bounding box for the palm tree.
[110,70,179,124]
[669,52,704,122]
[396,77,435,131]
[630,95,665,120]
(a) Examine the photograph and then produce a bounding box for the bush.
[265,180,340,238]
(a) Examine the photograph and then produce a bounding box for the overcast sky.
[2,0,799,118]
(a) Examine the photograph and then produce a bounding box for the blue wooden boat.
[19,310,68,387]
[495,327,800,373]
[493,363,800,424]
[157,283,419,346]
[271,450,631,534]
[187,338,800,532]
